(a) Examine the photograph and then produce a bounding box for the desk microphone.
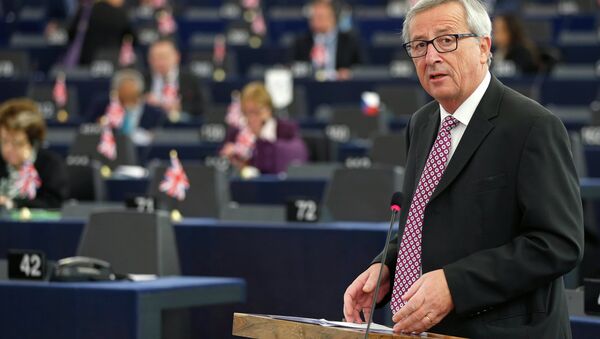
[364,191,402,339]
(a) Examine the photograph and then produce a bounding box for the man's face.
[118,79,141,105]
[409,2,490,112]
[310,3,336,34]
[148,42,180,76]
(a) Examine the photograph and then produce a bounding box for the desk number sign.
[8,250,47,280]
[287,199,319,223]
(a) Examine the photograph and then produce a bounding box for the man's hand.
[146,94,160,106]
[343,263,390,324]
[392,269,454,333]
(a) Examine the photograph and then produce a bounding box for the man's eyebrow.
[410,26,455,41]
[433,27,454,35]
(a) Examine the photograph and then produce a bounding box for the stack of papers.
[263,314,394,334]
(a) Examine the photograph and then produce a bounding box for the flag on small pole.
[53,72,69,122]
[233,127,256,161]
[119,35,136,67]
[159,150,190,201]
[97,124,117,160]
[251,10,267,36]
[15,161,41,200]
[212,34,227,66]
[225,90,243,128]
[361,91,381,117]
[104,93,125,129]
[157,10,177,36]
[53,72,67,108]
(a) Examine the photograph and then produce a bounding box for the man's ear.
[480,36,492,64]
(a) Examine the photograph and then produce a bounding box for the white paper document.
[262,314,394,334]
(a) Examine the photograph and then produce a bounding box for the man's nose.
[425,43,442,64]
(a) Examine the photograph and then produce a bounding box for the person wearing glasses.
[0,98,69,209]
[343,0,582,337]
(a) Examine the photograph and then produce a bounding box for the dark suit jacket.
[223,119,308,174]
[291,31,363,70]
[86,98,165,131]
[68,1,135,65]
[144,71,206,117]
[0,148,69,209]
[375,76,583,338]
[505,44,540,74]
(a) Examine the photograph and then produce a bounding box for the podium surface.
[233,313,466,339]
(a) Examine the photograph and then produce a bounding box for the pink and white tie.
[390,115,459,314]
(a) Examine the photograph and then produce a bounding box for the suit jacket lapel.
[413,108,440,189]
[429,76,503,202]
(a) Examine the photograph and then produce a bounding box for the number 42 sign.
[8,250,46,280]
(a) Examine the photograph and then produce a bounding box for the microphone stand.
[364,205,399,339]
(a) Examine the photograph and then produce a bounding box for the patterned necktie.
[390,115,459,314]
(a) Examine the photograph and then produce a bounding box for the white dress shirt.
[259,117,277,142]
[439,71,491,162]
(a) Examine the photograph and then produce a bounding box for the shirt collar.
[154,68,179,83]
[439,71,491,127]
[314,29,337,44]
[259,118,277,142]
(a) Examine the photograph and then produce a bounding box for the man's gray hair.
[402,0,492,64]
[111,68,145,93]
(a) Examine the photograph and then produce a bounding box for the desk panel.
[0,277,245,339]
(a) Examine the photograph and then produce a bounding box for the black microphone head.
[390,191,403,211]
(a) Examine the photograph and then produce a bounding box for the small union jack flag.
[119,36,136,67]
[213,34,226,65]
[157,10,177,36]
[16,161,41,200]
[233,127,256,161]
[97,125,117,160]
[251,11,267,36]
[225,91,243,128]
[104,97,125,129]
[159,152,190,201]
[152,0,167,8]
[53,73,67,107]
[162,83,179,106]
[311,42,328,68]
[242,0,260,9]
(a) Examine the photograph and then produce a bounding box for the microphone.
[364,191,402,339]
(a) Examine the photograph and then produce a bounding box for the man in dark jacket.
[290,0,363,80]
[343,0,583,337]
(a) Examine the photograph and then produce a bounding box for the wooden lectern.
[232,313,467,339]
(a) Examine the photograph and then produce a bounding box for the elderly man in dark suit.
[145,38,205,121]
[290,0,363,80]
[343,0,583,338]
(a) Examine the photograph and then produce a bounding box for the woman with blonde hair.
[220,82,308,174]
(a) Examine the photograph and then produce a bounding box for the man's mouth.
[430,73,447,80]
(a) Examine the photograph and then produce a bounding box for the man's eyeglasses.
[403,33,479,58]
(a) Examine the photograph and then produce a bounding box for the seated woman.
[492,13,541,74]
[220,82,308,174]
[0,98,69,209]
